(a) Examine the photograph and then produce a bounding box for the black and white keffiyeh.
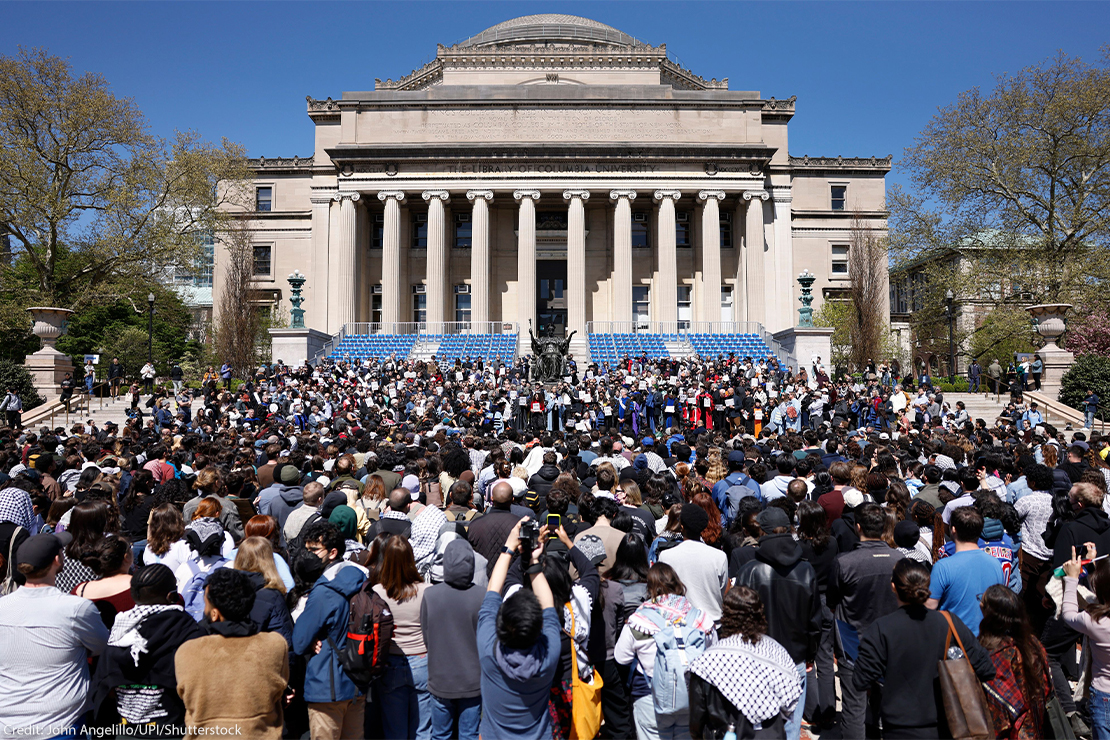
[688,634,803,725]
[109,604,184,665]
[0,487,35,530]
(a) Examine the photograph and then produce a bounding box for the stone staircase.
[664,338,694,359]
[945,392,1010,424]
[408,340,440,362]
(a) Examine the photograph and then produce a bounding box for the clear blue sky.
[5,1,1109,189]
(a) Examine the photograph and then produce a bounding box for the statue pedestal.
[24,307,76,398]
[772,326,834,371]
[270,327,331,366]
[1039,346,1075,402]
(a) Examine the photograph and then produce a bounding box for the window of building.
[676,212,691,248]
[255,186,272,212]
[831,244,849,275]
[252,245,272,276]
[371,288,382,324]
[412,285,427,324]
[632,212,650,248]
[721,286,734,322]
[831,185,847,211]
[677,286,692,329]
[412,212,428,249]
[633,286,651,327]
[370,213,384,249]
[454,212,471,248]
[720,212,733,248]
[455,285,471,323]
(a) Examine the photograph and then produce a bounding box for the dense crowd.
[0,349,1108,740]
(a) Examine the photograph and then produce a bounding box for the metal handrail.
[339,322,519,337]
[586,321,766,335]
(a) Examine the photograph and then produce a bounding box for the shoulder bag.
[938,610,995,740]
[568,603,604,739]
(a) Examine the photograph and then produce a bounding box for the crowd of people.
[0,348,1109,740]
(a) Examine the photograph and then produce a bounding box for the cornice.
[250,155,316,174]
[789,155,893,173]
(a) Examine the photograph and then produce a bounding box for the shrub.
[0,360,46,411]
[1060,355,1110,421]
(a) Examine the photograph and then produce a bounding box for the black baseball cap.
[16,532,72,570]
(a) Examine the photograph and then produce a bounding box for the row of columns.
[321,186,792,337]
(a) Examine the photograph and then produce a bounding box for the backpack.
[181,558,230,621]
[329,584,394,690]
[639,607,709,716]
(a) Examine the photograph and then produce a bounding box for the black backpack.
[327,583,394,690]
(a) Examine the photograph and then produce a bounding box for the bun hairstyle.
[82,534,131,576]
[892,558,932,606]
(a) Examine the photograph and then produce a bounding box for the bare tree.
[847,213,889,369]
[212,221,261,379]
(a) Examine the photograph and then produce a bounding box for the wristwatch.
[501,545,515,556]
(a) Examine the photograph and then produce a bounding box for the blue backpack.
[181,559,230,621]
[639,607,709,716]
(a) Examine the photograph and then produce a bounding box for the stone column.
[743,190,770,327]
[514,190,540,333]
[377,191,405,328]
[467,190,494,326]
[309,194,332,331]
[564,189,590,337]
[329,192,360,333]
[698,191,725,324]
[609,190,637,324]
[654,190,681,324]
[771,187,794,333]
[422,190,449,328]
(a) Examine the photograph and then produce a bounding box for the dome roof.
[458,14,639,48]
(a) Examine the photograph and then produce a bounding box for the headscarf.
[0,487,36,531]
[328,505,358,540]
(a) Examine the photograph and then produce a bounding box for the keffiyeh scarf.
[689,634,803,725]
[0,487,35,530]
[109,604,184,665]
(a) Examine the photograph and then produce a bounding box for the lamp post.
[945,289,955,383]
[147,292,155,365]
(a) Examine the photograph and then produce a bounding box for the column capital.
[466,189,494,202]
[609,189,638,202]
[742,190,770,202]
[421,190,450,202]
[770,186,793,204]
[697,190,726,202]
[377,190,406,203]
[562,189,591,201]
[513,189,541,201]
[653,189,682,202]
[333,191,361,203]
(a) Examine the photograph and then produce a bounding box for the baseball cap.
[757,507,791,531]
[16,532,72,570]
[641,437,654,448]
[727,450,746,464]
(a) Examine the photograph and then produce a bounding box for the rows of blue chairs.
[330,334,418,361]
[432,334,518,363]
[589,333,669,363]
[687,333,773,359]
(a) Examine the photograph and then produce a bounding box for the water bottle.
[947,645,964,661]
[723,723,737,740]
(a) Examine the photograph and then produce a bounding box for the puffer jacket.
[732,533,822,664]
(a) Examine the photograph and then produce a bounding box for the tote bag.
[568,605,604,740]
[938,611,995,740]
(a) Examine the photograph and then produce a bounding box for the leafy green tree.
[0,360,45,411]
[1060,354,1110,422]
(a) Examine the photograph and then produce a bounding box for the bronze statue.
[529,321,576,383]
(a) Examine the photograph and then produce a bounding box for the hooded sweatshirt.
[420,540,485,699]
[291,564,368,703]
[241,570,294,646]
[1053,506,1110,567]
[258,483,304,536]
[477,590,561,740]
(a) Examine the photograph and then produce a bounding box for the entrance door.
[537,260,568,336]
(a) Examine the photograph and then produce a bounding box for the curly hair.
[719,585,767,643]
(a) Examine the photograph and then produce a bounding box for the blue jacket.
[291,564,367,703]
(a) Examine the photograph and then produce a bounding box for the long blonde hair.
[234,536,285,594]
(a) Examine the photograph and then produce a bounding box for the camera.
[520,520,541,552]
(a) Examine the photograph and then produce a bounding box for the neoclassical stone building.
[226,14,890,354]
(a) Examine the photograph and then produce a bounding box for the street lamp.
[147,292,155,365]
[945,289,955,383]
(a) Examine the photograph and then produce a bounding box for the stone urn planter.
[24,307,76,396]
[1027,304,1072,351]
